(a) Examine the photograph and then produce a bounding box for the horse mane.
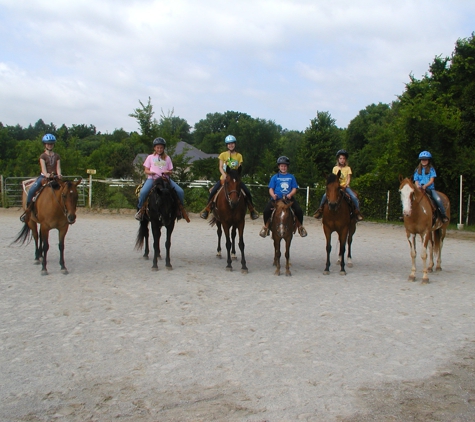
[226,167,242,181]
[327,173,339,184]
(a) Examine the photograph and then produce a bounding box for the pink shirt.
[143,153,173,179]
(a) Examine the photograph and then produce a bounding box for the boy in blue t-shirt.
[259,156,307,238]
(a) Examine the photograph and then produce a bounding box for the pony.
[269,198,294,276]
[321,171,357,275]
[398,176,450,283]
[209,166,248,273]
[13,177,82,275]
[135,178,177,271]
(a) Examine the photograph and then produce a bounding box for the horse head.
[151,178,176,226]
[224,165,243,209]
[398,176,417,217]
[272,199,294,238]
[59,178,81,224]
[326,171,342,211]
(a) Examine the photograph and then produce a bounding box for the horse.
[209,166,248,273]
[13,176,82,275]
[398,176,450,283]
[135,178,177,271]
[269,199,294,276]
[321,171,357,275]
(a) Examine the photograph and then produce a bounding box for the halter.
[224,176,242,208]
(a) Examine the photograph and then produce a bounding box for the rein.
[48,182,69,219]
[224,178,242,207]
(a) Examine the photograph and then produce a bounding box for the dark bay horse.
[321,171,357,275]
[135,178,177,271]
[13,177,82,275]
[270,199,294,276]
[209,166,248,273]
[398,176,450,283]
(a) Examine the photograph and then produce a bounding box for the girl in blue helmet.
[259,156,307,238]
[413,151,449,223]
[20,134,62,223]
[135,137,189,222]
[313,149,363,221]
[200,135,259,220]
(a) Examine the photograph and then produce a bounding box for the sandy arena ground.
[1,207,475,421]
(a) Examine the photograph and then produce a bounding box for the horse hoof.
[166,266,173,271]
[436,267,442,272]
[241,268,248,274]
[274,270,280,276]
[152,267,158,272]
[428,268,433,273]
[41,270,48,276]
[232,255,237,261]
[216,253,222,259]
[143,256,149,260]
[61,269,69,275]
[34,260,40,265]
[422,278,430,284]
[226,267,233,272]
[408,276,416,282]
[323,270,330,275]
[286,272,292,277]
[347,262,353,268]
[339,271,346,276]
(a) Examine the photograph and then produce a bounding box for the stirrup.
[200,208,209,219]
[20,212,27,223]
[135,210,143,221]
[355,212,364,222]
[250,209,259,220]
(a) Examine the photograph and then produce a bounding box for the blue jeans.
[138,178,184,209]
[319,187,360,210]
[427,189,446,215]
[27,175,45,204]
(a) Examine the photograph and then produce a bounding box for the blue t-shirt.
[413,167,437,190]
[268,172,298,199]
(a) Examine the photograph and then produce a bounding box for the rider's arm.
[424,177,435,189]
[269,187,277,200]
[56,159,62,178]
[40,158,49,177]
[286,187,298,199]
[218,159,226,179]
[345,174,351,188]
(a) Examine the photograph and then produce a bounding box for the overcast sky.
[1,0,474,134]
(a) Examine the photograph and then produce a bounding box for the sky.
[1,0,474,134]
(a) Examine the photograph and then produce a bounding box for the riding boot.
[135,207,144,221]
[178,202,190,223]
[259,222,270,238]
[295,220,308,237]
[200,202,212,219]
[440,213,449,223]
[313,206,323,219]
[355,209,364,222]
[19,202,32,223]
[247,201,259,220]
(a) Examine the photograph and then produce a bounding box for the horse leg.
[224,226,233,271]
[427,233,434,273]
[151,223,161,271]
[346,221,356,268]
[323,227,332,275]
[164,224,174,270]
[337,230,347,276]
[238,223,247,274]
[39,226,50,276]
[30,222,40,264]
[407,232,417,281]
[231,226,237,260]
[285,237,292,277]
[144,220,150,260]
[216,221,222,258]
[420,232,430,284]
[273,235,281,276]
[434,227,445,271]
[58,226,69,275]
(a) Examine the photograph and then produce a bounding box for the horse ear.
[238,165,242,175]
[226,166,231,175]
[398,174,403,183]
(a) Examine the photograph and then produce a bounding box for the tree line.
[1,33,474,216]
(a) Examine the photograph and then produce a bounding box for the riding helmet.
[153,137,166,146]
[418,151,432,160]
[42,134,56,143]
[225,135,237,144]
[336,149,348,158]
[276,156,290,165]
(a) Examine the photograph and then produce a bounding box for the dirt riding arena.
[1,207,475,421]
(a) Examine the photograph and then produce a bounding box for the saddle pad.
[22,178,37,194]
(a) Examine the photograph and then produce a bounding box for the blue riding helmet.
[225,135,236,144]
[276,156,290,165]
[153,137,166,146]
[42,134,56,143]
[418,151,432,159]
[336,149,348,158]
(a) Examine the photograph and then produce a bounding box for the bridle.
[224,177,242,208]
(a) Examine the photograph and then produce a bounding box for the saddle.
[340,189,359,220]
[423,190,443,226]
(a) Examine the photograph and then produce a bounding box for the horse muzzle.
[328,201,339,211]
[67,214,77,224]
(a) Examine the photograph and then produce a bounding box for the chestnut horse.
[209,166,248,273]
[321,171,357,275]
[135,178,177,271]
[13,177,82,275]
[398,176,450,283]
[270,199,294,276]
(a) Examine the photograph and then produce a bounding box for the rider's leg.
[346,187,363,221]
[20,176,43,222]
[241,182,259,220]
[200,181,221,219]
[259,201,274,238]
[135,178,153,220]
[169,179,190,223]
[313,193,327,219]
[429,190,449,223]
[292,199,307,237]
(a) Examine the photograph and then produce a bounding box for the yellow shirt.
[333,165,352,187]
[219,151,243,179]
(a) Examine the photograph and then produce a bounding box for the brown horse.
[321,171,357,275]
[209,166,248,273]
[270,199,294,276]
[398,176,450,283]
[13,177,82,275]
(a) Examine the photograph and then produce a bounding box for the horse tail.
[433,227,441,256]
[134,219,148,250]
[209,217,217,227]
[11,223,32,245]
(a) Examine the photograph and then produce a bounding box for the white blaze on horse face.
[400,183,414,216]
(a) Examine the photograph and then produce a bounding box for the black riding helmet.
[153,137,166,146]
[336,149,348,158]
[276,156,290,165]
